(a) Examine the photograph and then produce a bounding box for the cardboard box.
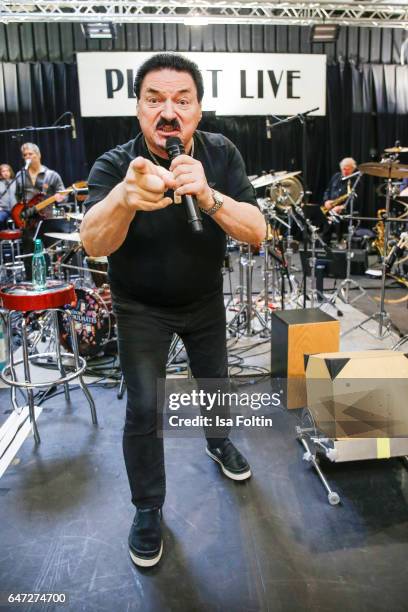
[305,350,408,438]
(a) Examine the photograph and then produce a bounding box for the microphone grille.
[165,136,184,159]
[165,136,182,148]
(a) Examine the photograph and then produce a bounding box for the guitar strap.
[35,167,47,195]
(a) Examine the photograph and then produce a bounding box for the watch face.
[213,190,223,205]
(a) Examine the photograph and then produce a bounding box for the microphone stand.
[265,107,319,308]
[336,172,367,305]
[0,124,73,138]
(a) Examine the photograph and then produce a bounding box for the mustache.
[156,118,180,130]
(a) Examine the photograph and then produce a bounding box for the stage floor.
[1,380,408,612]
[0,256,408,611]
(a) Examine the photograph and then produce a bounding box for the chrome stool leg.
[7,311,19,412]
[68,312,97,425]
[52,310,70,401]
[21,316,41,444]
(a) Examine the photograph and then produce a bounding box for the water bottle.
[32,238,47,290]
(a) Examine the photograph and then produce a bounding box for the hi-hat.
[65,212,84,221]
[251,173,277,189]
[384,146,408,154]
[268,175,303,211]
[44,232,81,243]
[359,161,408,179]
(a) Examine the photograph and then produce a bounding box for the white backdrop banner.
[77,52,326,117]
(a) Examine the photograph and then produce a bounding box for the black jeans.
[112,290,229,509]
[321,218,347,245]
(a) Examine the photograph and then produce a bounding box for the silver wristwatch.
[203,189,224,216]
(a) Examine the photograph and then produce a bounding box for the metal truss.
[1,2,408,28]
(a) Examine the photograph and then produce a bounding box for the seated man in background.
[321,157,357,247]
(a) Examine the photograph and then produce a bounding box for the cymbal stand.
[258,207,291,320]
[227,243,267,336]
[303,221,339,311]
[332,172,367,305]
[307,224,320,308]
[279,189,305,276]
[342,173,394,339]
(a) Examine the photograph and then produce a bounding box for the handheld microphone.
[70,114,77,140]
[165,136,203,234]
[24,159,31,170]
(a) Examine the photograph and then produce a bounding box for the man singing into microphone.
[80,53,266,568]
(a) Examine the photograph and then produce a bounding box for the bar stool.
[0,229,25,283]
[0,281,97,444]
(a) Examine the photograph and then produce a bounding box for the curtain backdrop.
[1,61,407,216]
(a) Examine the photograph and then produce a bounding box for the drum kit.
[3,149,408,350]
[226,169,306,336]
[7,181,117,359]
[234,147,408,337]
[343,153,408,338]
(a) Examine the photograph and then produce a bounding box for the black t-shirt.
[85,130,257,306]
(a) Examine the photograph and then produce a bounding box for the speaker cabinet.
[271,308,340,409]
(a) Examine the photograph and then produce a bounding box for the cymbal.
[251,170,301,190]
[65,212,84,221]
[268,175,303,211]
[72,180,88,190]
[359,161,408,179]
[277,171,302,182]
[384,146,408,154]
[251,173,276,189]
[44,231,81,243]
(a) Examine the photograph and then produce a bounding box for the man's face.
[22,148,41,166]
[137,68,202,157]
[341,163,355,177]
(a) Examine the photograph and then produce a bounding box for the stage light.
[81,23,117,40]
[183,17,209,26]
[310,24,340,43]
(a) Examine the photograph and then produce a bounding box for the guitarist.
[321,157,357,246]
[15,143,65,279]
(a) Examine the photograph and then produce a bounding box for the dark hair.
[133,53,204,102]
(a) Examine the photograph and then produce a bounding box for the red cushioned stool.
[0,228,24,283]
[0,281,97,444]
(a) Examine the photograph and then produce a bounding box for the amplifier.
[299,248,367,278]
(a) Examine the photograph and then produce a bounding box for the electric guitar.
[11,188,73,228]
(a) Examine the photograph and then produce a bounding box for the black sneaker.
[206,439,251,481]
[128,507,163,568]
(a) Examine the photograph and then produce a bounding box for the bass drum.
[58,286,116,358]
